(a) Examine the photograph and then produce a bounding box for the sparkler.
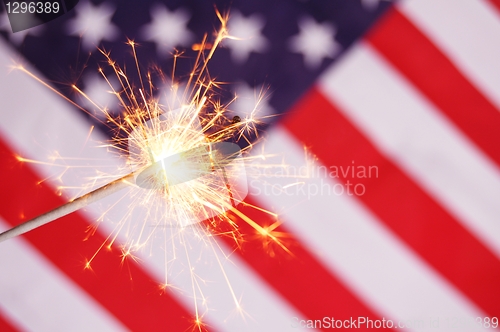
[1,10,292,330]
[0,139,243,243]
[0,172,134,243]
[0,10,253,242]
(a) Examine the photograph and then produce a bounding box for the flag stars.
[66,1,119,50]
[225,11,269,64]
[231,82,275,122]
[80,73,119,120]
[288,16,341,70]
[156,81,187,111]
[140,5,194,56]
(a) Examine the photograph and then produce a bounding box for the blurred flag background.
[0,0,500,331]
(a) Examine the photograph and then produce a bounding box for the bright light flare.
[5,9,305,329]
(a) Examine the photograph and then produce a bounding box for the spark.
[282,182,305,189]
[2,8,310,328]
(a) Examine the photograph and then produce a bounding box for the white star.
[66,1,119,50]
[225,11,268,64]
[0,11,44,45]
[288,16,341,70]
[79,73,119,120]
[140,5,193,56]
[361,0,391,10]
[231,82,275,123]
[156,81,187,112]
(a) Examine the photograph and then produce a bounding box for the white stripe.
[139,231,305,332]
[318,42,500,260]
[248,126,491,332]
[89,196,305,332]
[0,39,302,331]
[398,0,500,112]
[0,219,128,332]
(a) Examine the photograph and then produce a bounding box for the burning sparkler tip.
[0,11,298,324]
[193,317,207,332]
[9,63,25,72]
[84,261,93,271]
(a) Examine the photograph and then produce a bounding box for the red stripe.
[209,197,392,330]
[0,136,206,332]
[283,87,500,317]
[488,0,500,14]
[0,313,18,332]
[366,8,500,168]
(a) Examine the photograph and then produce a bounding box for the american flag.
[0,0,499,331]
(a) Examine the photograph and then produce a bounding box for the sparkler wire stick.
[0,172,136,243]
[0,141,242,244]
